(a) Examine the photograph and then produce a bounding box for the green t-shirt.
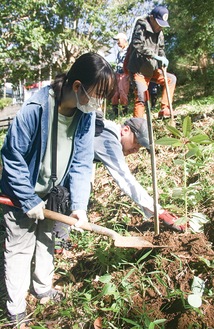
[35,89,80,198]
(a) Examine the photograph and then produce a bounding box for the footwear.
[55,247,63,254]
[112,106,118,115]
[54,239,75,254]
[36,288,64,304]
[122,105,128,115]
[151,96,158,109]
[159,210,186,232]
[9,312,30,328]
[158,108,179,119]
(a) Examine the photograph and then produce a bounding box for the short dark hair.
[52,52,117,101]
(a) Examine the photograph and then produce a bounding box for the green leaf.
[72,325,80,329]
[182,116,192,137]
[189,134,211,144]
[186,148,198,158]
[100,305,120,312]
[84,293,92,301]
[98,274,112,283]
[174,159,185,165]
[166,124,182,138]
[198,257,214,269]
[172,187,185,198]
[136,249,153,264]
[191,212,209,222]
[156,137,182,146]
[189,212,209,233]
[122,318,141,326]
[101,283,118,297]
[153,319,167,324]
[175,216,189,225]
[96,282,119,300]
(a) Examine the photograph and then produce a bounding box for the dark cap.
[151,6,170,27]
[124,117,150,150]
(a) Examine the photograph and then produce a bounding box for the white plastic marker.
[187,276,205,308]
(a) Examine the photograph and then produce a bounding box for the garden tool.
[144,90,159,235]
[162,66,175,126]
[0,194,166,249]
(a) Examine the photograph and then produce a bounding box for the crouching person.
[93,117,185,231]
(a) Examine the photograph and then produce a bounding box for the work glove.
[159,210,186,232]
[26,201,45,220]
[71,209,88,232]
[152,55,169,68]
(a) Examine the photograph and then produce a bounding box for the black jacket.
[128,17,166,77]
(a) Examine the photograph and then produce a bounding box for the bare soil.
[127,223,214,329]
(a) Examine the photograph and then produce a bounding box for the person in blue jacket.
[0,52,116,327]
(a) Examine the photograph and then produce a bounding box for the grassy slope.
[0,84,213,328]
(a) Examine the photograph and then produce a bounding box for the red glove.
[159,210,186,232]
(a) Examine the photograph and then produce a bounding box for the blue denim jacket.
[0,86,95,213]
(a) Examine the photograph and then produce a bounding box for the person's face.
[150,16,163,33]
[121,126,141,156]
[72,81,103,106]
[61,81,103,114]
[77,84,100,105]
[117,38,127,49]
[75,83,103,113]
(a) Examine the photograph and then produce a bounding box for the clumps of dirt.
[112,215,212,328]
[127,224,214,329]
[153,231,213,257]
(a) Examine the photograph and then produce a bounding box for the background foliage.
[0,0,213,93]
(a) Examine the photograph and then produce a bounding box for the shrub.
[0,98,13,110]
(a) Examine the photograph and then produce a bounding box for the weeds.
[0,98,12,110]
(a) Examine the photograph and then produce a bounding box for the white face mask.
[75,84,103,113]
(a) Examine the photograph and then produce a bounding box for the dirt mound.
[124,221,214,329]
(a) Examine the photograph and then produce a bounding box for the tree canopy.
[0,0,119,84]
[0,0,213,89]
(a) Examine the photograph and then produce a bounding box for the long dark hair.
[52,52,117,102]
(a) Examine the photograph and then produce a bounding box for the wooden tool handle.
[0,195,117,239]
[44,209,117,239]
[0,195,159,249]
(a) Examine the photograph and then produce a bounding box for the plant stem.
[184,156,188,232]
